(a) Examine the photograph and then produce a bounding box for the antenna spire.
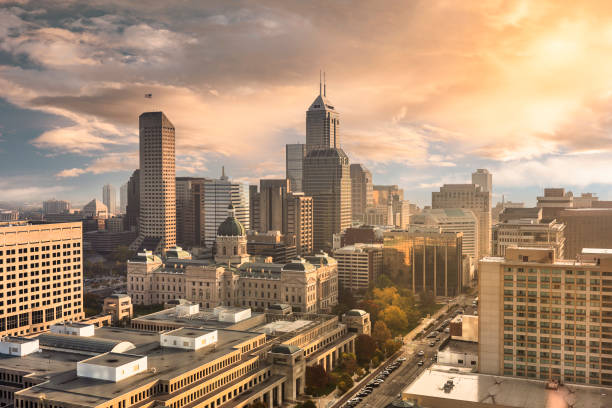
[221,165,226,180]
[324,71,326,96]
[319,70,322,95]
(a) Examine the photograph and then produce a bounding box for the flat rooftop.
[82,352,144,368]
[442,340,478,354]
[256,319,314,335]
[133,307,263,330]
[403,367,612,408]
[166,327,216,338]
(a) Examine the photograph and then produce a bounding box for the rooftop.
[81,352,144,368]
[166,327,217,339]
[403,368,612,408]
[132,307,263,330]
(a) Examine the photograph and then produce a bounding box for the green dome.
[217,204,245,236]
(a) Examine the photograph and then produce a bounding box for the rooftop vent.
[50,322,95,337]
[0,337,39,356]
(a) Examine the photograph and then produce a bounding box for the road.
[332,292,478,408]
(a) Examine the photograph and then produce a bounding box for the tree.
[247,402,266,408]
[338,352,359,376]
[383,339,402,356]
[305,364,331,394]
[419,290,436,310]
[372,320,392,346]
[378,305,409,334]
[355,334,377,365]
[336,372,353,394]
[295,401,316,408]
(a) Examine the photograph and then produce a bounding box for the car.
[382,370,390,375]
[417,350,425,356]
[444,327,450,333]
[375,379,384,384]
[398,357,407,361]
[417,360,424,366]
[429,341,435,347]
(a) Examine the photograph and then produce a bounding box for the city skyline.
[2,1,612,207]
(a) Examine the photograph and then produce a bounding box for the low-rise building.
[103,294,133,323]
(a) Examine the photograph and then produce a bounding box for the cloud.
[32,125,121,154]
[56,152,137,177]
[0,176,70,202]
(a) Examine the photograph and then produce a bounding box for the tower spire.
[324,71,326,96]
[221,165,227,180]
[319,70,322,96]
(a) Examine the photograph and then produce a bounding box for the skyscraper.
[203,168,250,248]
[303,148,351,252]
[305,75,340,152]
[286,143,306,192]
[120,182,128,214]
[135,112,176,252]
[125,169,140,232]
[176,177,209,247]
[257,179,290,232]
[43,199,71,215]
[102,184,116,215]
[350,163,373,223]
[472,168,492,193]
[432,182,492,259]
[284,192,314,256]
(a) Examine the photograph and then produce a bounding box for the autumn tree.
[372,321,392,346]
[305,364,332,395]
[378,305,409,334]
[355,334,377,365]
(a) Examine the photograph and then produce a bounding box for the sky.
[1,0,612,208]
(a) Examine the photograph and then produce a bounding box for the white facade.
[0,338,39,356]
[50,323,95,337]
[203,174,250,248]
[176,303,199,317]
[213,306,252,323]
[160,329,218,351]
[438,346,478,368]
[103,184,117,216]
[77,353,147,382]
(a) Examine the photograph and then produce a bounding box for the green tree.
[379,305,409,334]
[338,352,359,376]
[336,372,354,394]
[355,334,377,365]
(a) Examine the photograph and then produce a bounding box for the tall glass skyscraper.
[285,143,305,192]
[305,77,340,152]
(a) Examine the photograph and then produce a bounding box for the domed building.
[214,204,250,265]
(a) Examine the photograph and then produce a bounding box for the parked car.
[429,341,436,347]
[417,350,425,356]
[417,360,424,366]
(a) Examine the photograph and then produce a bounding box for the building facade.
[176,177,208,248]
[350,164,373,223]
[303,148,351,252]
[492,215,565,258]
[559,208,612,260]
[286,143,306,192]
[479,247,612,386]
[432,183,491,259]
[203,170,250,248]
[305,82,339,153]
[102,184,117,216]
[120,182,128,214]
[125,169,140,232]
[0,221,84,337]
[42,199,71,215]
[537,188,573,222]
[136,112,176,253]
[283,192,313,256]
[383,228,464,296]
[333,243,382,291]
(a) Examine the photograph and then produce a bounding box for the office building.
[102,184,117,215]
[479,247,612,386]
[472,168,492,192]
[492,199,524,222]
[255,179,290,233]
[106,216,125,233]
[0,221,84,337]
[432,183,491,259]
[350,164,373,222]
[364,205,393,226]
[84,230,138,254]
[82,198,108,219]
[536,188,573,222]
[247,231,297,263]
[492,207,565,257]
[559,208,612,259]
[0,209,19,221]
[573,192,599,208]
[176,177,208,248]
[42,199,70,215]
[372,185,410,228]
[120,182,128,214]
[125,169,140,232]
[305,77,339,152]
[203,169,250,248]
[4,302,368,408]
[383,228,464,296]
[303,148,351,252]
[103,293,133,324]
[334,243,382,291]
[333,225,384,249]
[286,143,306,192]
[134,112,176,253]
[411,208,479,261]
[283,192,313,256]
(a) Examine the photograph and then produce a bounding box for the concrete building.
[472,168,492,193]
[106,216,125,233]
[284,192,313,256]
[247,231,297,264]
[252,179,290,233]
[305,77,339,152]
[402,366,612,408]
[42,199,71,215]
[0,221,84,337]
[372,185,410,229]
[102,184,117,216]
[103,294,133,324]
[333,225,385,249]
[432,183,491,259]
[2,304,369,408]
[342,309,371,336]
[0,209,19,221]
[84,230,138,254]
[536,188,573,222]
[203,169,250,248]
[479,247,612,386]
[573,192,599,208]
[493,212,565,258]
[125,169,140,232]
[176,177,208,248]
[559,208,612,259]
[492,199,524,223]
[128,208,337,314]
[83,198,109,219]
[383,228,464,296]
[134,112,176,253]
[303,148,351,252]
[437,340,478,369]
[286,143,306,192]
[350,164,373,223]
[411,208,479,261]
[364,204,393,226]
[333,243,382,291]
[120,182,128,214]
